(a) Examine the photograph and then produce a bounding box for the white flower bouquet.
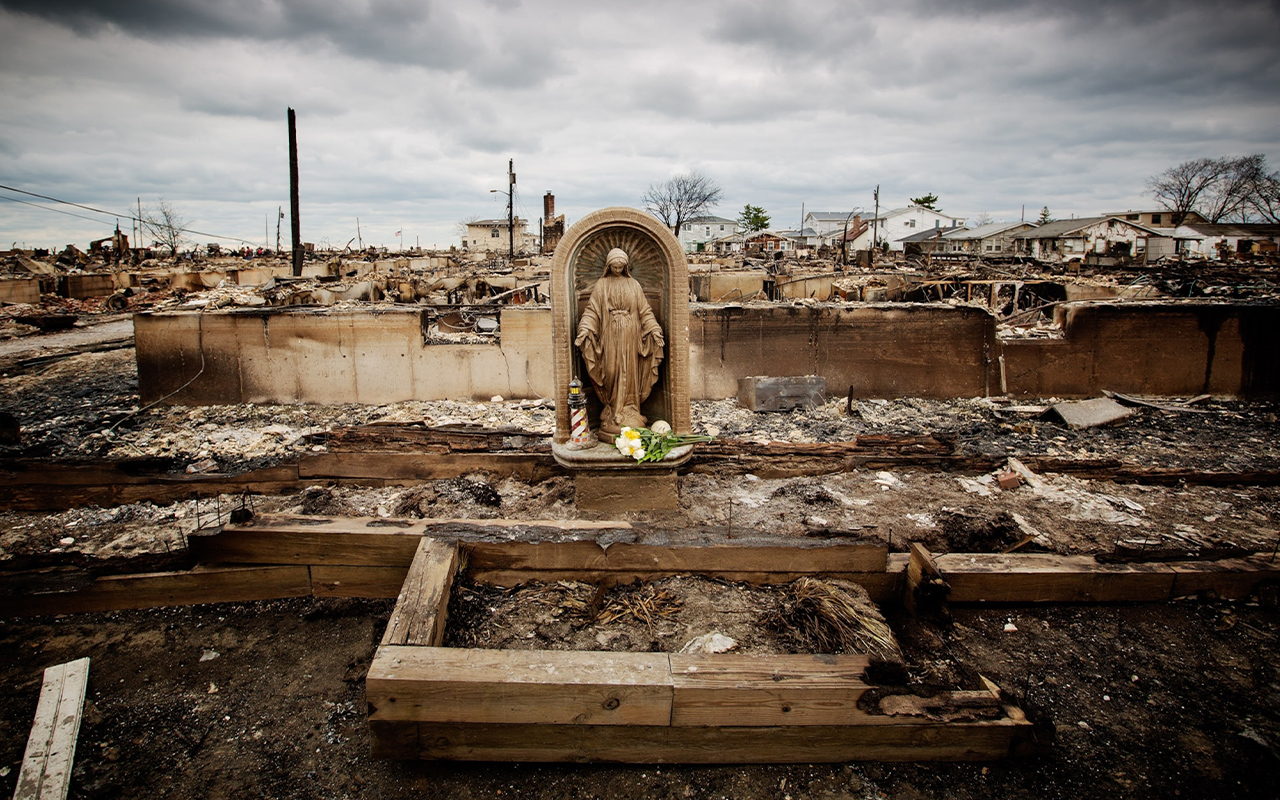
[614,421,714,464]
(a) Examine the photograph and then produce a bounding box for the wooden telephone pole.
[507,159,516,259]
[288,107,302,276]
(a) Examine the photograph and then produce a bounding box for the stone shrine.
[550,207,692,508]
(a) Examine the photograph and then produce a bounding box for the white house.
[803,211,863,239]
[677,216,739,253]
[463,218,536,254]
[1162,222,1280,258]
[872,206,965,251]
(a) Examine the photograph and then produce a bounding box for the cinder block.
[737,376,827,412]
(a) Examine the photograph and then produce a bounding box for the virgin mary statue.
[574,247,665,439]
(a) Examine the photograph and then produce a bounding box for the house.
[940,222,1038,256]
[871,205,965,251]
[463,218,535,254]
[1104,209,1207,228]
[803,211,863,238]
[744,231,793,254]
[830,217,871,259]
[1011,217,1159,261]
[897,227,968,255]
[775,227,825,250]
[1162,222,1280,258]
[677,216,739,253]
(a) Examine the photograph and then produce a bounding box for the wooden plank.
[463,541,887,573]
[189,517,428,567]
[381,539,458,646]
[367,646,673,726]
[380,718,1028,762]
[311,565,409,598]
[298,452,560,482]
[6,565,312,617]
[192,516,633,567]
[1169,556,1280,600]
[468,569,903,603]
[905,542,942,616]
[935,554,1177,603]
[14,657,89,800]
[670,654,871,726]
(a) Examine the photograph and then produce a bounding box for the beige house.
[463,218,536,254]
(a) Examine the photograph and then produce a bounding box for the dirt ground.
[2,595,1278,800]
[2,325,1280,797]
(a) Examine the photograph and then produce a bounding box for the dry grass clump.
[770,578,908,683]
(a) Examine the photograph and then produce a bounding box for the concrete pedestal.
[552,441,691,512]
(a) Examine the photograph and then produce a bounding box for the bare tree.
[1200,155,1266,223]
[1147,158,1230,226]
[642,171,723,237]
[141,199,190,260]
[1248,169,1280,224]
[972,211,993,226]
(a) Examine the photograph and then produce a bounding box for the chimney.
[544,192,555,220]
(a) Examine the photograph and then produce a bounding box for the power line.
[0,182,133,219]
[0,183,262,245]
[0,193,120,227]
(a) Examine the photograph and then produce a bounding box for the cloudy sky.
[1,0,1277,251]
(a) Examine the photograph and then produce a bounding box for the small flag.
[394,230,402,237]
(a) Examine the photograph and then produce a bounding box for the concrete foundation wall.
[689,304,995,399]
[135,302,1280,405]
[1002,303,1280,397]
[135,306,554,405]
[0,278,40,304]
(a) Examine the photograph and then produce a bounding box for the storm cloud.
[1,0,1276,249]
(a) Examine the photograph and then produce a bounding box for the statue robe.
[575,273,665,434]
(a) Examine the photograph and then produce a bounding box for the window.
[1151,214,1162,224]
[906,220,916,228]
[1126,214,1138,220]
[719,225,725,231]
[490,228,500,238]
[985,244,993,251]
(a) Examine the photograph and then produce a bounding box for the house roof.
[686,215,737,225]
[805,211,860,222]
[876,205,962,222]
[897,228,965,244]
[469,218,525,227]
[831,221,870,243]
[1011,216,1159,239]
[944,221,1035,240]
[775,227,821,239]
[1178,222,1280,237]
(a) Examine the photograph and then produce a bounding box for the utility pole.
[276,206,283,254]
[872,185,880,260]
[356,218,362,250]
[288,107,302,276]
[508,158,516,259]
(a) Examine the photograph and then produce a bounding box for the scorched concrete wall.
[135,301,1280,405]
[135,307,553,405]
[689,304,996,399]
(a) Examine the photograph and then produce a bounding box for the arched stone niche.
[551,207,690,444]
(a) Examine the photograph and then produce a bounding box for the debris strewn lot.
[2,290,1279,797]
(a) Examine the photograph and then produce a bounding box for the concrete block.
[575,470,679,511]
[1050,397,1134,429]
[737,375,827,412]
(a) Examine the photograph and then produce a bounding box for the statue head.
[604,247,630,275]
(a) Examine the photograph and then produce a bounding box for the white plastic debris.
[59,537,75,546]
[200,649,220,662]
[679,632,738,655]
[1003,622,1018,633]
